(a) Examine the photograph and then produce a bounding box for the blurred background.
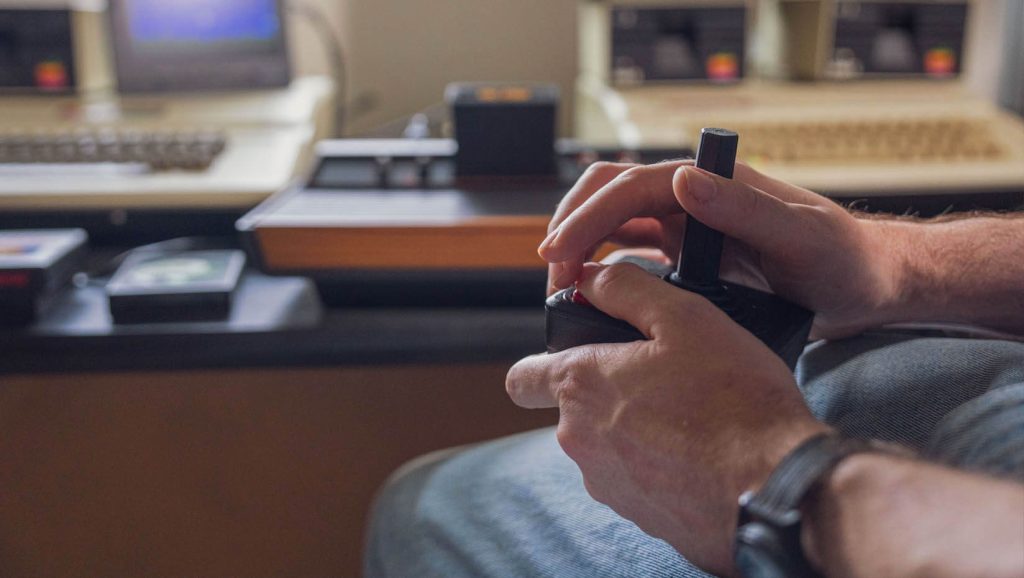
[0,1,1022,577]
[290,0,1020,135]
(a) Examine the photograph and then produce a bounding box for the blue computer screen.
[128,0,280,44]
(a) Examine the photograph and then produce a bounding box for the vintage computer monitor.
[579,0,750,86]
[0,2,82,94]
[780,0,970,81]
[0,0,332,214]
[108,0,291,93]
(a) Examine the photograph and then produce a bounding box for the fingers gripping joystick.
[544,128,814,369]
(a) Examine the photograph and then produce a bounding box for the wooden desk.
[0,365,557,577]
[0,272,556,577]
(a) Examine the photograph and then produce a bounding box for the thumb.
[673,166,807,255]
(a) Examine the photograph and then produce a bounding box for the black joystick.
[544,128,814,370]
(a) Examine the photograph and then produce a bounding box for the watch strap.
[746,432,879,522]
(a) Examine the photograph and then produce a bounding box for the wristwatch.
[733,432,882,578]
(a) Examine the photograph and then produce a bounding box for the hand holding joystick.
[544,128,814,369]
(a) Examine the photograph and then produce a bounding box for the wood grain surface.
[0,364,558,577]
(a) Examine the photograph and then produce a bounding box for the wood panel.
[0,364,558,577]
[257,219,551,270]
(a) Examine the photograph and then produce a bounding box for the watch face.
[736,544,787,578]
[735,522,792,578]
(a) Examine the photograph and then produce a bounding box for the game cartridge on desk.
[545,128,814,370]
[105,250,246,324]
[0,229,89,326]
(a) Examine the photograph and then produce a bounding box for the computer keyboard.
[577,80,1024,197]
[734,118,1004,165]
[0,129,227,171]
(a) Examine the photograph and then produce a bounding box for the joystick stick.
[544,128,814,370]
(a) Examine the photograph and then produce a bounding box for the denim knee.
[797,333,1024,458]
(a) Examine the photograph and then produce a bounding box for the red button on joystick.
[569,285,591,307]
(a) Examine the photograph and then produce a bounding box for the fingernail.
[538,227,561,256]
[685,168,717,203]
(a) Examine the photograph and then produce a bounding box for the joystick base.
[544,261,814,370]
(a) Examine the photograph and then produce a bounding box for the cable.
[285,0,350,136]
[356,101,448,139]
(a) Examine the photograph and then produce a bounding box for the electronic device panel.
[579,0,748,87]
[0,76,336,211]
[447,83,560,177]
[0,128,227,171]
[0,228,88,326]
[611,5,745,84]
[574,79,1024,199]
[237,138,691,307]
[109,0,290,92]
[0,8,76,93]
[828,1,968,79]
[779,0,970,81]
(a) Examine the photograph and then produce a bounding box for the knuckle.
[616,165,648,187]
[739,184,763,216]
[792,204,838,238]
[799,202,839,222]
[555,421,585,460]
[584,161,632,182]
[591,262,641,297]
[650,289,716,333]
[552,358,588,404]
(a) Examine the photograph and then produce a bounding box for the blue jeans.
[365,334,1024,578]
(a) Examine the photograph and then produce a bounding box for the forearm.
[802,453,1024,578]
[870,214,1024,334]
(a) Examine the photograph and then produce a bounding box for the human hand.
[507,262,829,576]
[539,161,901,339]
